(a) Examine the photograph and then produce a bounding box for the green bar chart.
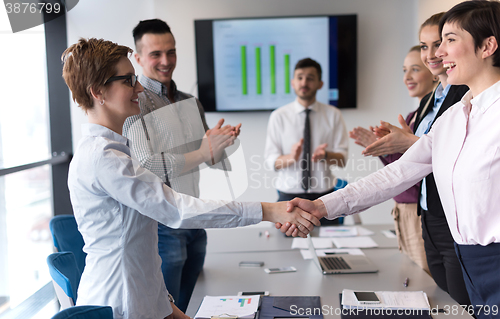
[213,17,330,111]
[284,54,290,94]
[240,46,247,95]
[255,47,262,94]
[270,45,276,94]
[239,45,296,96]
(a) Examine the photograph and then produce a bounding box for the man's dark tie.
[301,108,311,191]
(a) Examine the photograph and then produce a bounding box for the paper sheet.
[291,237,333,249]
[381,230,397,238]
[318,226,358,237]
[300,248,365,260]
[194,295,261,319]
[332,236,378,248]
[318,226,374,237]
[341,289,430,310]
[356,226,375,236]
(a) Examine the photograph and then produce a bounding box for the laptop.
[307,235,378,274]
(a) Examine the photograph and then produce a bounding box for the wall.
[67,0,423,224]
[417,0,462,25]
[66,0,154,143]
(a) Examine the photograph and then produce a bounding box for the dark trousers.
[158,225,207,312]
[277,189,340,225]
[421,210,471,306]
[455,243,500,319]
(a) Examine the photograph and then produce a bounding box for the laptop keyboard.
[323,256,351,270]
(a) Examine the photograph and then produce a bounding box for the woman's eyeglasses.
[105,74,138,87]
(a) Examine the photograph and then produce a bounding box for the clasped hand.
[266,199,328,237]
[360,114,417,157]
[200,119,241,165]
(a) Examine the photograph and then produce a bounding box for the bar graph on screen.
[213,17,329,111]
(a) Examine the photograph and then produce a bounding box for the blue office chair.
[333,178,348,191]
[333,178,348,224]
[47,252,82,309]
[49,215,87,273]
[51,305,113,319]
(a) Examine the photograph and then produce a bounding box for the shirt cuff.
[169,153,186,177]
[264,154,280,171]
[332,150,348,162]
[240,202,263,225]
[319,192,349,220]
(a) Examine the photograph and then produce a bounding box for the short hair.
[419,12,445,35]
[294,58,322,80]
[133,19,172,53]
[409,45,421,53]
[61,38,132,113]
[439,0,500,67]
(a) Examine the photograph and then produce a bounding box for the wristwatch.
[168,293,175,303]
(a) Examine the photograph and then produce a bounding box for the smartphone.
[354,291,381,304]
[264,266,297,274]
[239,261,264,267]
[238,291,270,296]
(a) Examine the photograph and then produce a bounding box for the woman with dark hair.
[62,38,318,319]
[286,1,500,317]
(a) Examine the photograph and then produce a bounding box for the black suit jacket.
[415,85,469,217]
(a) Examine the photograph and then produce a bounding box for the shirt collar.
[139,74,178,98]
[293,99,319,114]
[435,83,451,102]
[81,123,129,146]
[466,80,500,114]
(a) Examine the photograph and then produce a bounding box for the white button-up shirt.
[321,81,500,246]
[264,100,348,193]
[68,124,261,319]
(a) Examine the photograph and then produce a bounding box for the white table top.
[206,224,398,254]
[186,249,472,318]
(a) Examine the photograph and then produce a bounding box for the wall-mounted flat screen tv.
[194,14,357,112]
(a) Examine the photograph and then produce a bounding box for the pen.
[403,277,409,287]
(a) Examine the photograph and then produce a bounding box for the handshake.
[261,198,329,238]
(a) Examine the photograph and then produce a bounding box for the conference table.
[205,224,399,254]
[186,225,473,318]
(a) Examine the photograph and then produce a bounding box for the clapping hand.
[371,124,391,139]
[362,114,418,157]
[312,143,328,162]
[201,119,238,165]
[291,138,304,162]
[349,127,377,148]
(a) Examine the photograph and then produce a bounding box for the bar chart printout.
[194,296,260,319]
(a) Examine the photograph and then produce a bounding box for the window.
[0,7,72,317]
[0,167,53,309]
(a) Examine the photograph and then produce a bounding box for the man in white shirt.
[264,58,348,225]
